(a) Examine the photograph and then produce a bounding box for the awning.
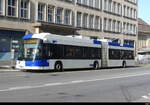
[33,22,80,35]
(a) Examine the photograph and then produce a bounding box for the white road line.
[1,72,150,92]
[9,86,32,91]
[142,96,149,99]
[44,83,63,86]
[71,80,84,83]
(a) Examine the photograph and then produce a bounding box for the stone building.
[138,18,150,54]
[0,0,138,61]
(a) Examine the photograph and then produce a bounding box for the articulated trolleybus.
[16,33,135,71]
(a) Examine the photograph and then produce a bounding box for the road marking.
[1,71,150,92]
[9,86,32,91]
[71,80,84,83]
[142,96,149,99]
[133,95,150,102]
[43,83,63,86]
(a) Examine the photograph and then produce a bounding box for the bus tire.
[122,61,126,68]
[55,62,63,72]
[93,61,99,70]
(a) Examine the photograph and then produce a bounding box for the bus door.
[101,42,109,68]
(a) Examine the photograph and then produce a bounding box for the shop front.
[0,30,25,61]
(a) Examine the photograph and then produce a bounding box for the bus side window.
[127,51,134,60]
[98,48,101,59]
[43,45,46,59]
[83,47,88,59]
[109,49,120,60]
[43,44,50,59]
[90,48,99,59]
[55,45,64,59]
[48,45,52,58]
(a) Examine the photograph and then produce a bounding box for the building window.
[56,7,63,24]
[38,3,46,21]
[0,0,4,15]
[112,20,116,32]
[108,0,112,12]
[77,0,82,4]
[89,15,94,29]
[123,22,127,34]
[124,0,137,5]
[77,12,82,27]
[7,0,17,17]
[82,0,88,6]
[116,21,120,33]
[112,2,116,13]
[20,0,29,19]
[83,13,88,28]
[77,0,101,10]
[89,0,93,7]
[104,0,107,11]
[134,9,137,19]
[124,5,126,17]
[64,9,71,25]
[0,38,10,52]
[95,0,100,9]
[118,3,122,15]
[104,18,107,31]
[63,0,74,3]
[47,5,54,23]
[95,16,100,30]
[127,7,129,17]
[108,19,112,31]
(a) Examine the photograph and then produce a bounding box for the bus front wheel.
[55,62,63,72]
[122,61,126,68]
[93,61,99,70]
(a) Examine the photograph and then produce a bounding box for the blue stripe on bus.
[109,42,134,48]
[52,40,58,44]
[93,40,101,45]
[108,42,120,47]
[22,34,33,39]
[25,60,49,67]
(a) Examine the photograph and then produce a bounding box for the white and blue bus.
[16,33,135,71]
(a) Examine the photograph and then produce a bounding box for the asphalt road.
[1,67,150,102]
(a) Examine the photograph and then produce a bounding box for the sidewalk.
[137,64,150,67]
[0,61,19,72]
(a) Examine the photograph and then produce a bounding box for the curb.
[0,70,20,72]
[0,66,20,72]
[137,64,150,67]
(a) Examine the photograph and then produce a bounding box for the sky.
[138,0,150,24]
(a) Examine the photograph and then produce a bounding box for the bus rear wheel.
[55,62,63,72]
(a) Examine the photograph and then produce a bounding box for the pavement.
[0,61,19,72]
[1,66,150,102]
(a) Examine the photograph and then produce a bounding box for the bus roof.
[22,33,134,48]
[22,33,102,48]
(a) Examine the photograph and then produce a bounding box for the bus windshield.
[18,39,43,60]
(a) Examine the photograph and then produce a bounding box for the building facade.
[138,18,150,54]
[0,0,138,61]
